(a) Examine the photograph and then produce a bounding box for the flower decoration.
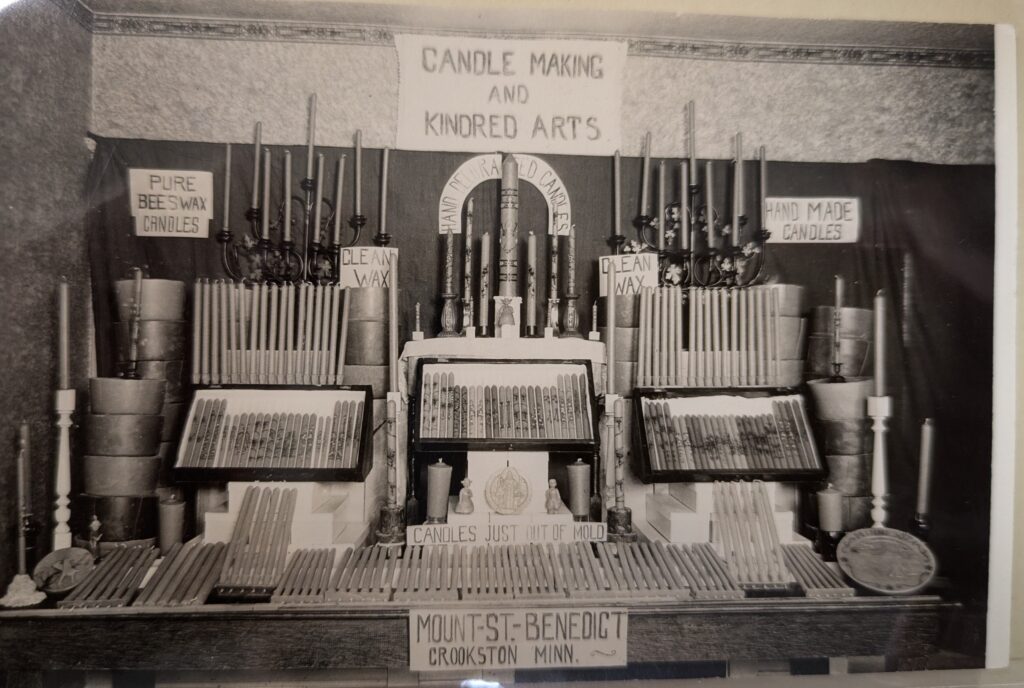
[665,229,676,242]
[624,240,642,254]
[742,241,761,256]
[665,263,683,285]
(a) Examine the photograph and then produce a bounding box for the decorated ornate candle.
[498,154,519,297]
[526,230,537,329]
[566,224,577,295]
[354,129,362,216]
[732,133,743,246]
[444,227,455,295]
[306,93,317,179]
[479,231,491,331]
[680,162,690,251]
[462,198,474,329]
[313,154,325,238]
[332,155,346,246]
[389,253,399,393]
[606,261,616,394]
[251,122,261,208]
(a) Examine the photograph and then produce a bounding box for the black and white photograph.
[0,1,1017,686]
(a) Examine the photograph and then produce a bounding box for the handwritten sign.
[408,520,605,546]
[396,35,626,156]
[765,197,860,243]
[129,169,213,238]
[410,607,628,671]
[438,153,571,235]
[338,247,396,288]
[598,254,658,296]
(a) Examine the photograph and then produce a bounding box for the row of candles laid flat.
[418,373,593,441]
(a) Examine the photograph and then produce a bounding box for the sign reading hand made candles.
[765,197,861,243]
[395,35,626,155]
[129,169,214,238]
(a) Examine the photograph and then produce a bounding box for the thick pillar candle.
[498,154,519,297]
[817,484,843,532]
[426,459,453,523]
[526,231,537,328]
[332,155,346,246]
[874,290,886,395]
[283,151,292,242]
[916,418,935,515]
[306,93,317,179]
[380,147,390,237]
[58,278,70,389]
[251,122,262,208]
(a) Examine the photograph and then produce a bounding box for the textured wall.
[90,33,993,164]
[0,0,92,585]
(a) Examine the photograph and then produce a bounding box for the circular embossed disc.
[485,465,531,515]
[33,547,96,595]
[836,527,937,595]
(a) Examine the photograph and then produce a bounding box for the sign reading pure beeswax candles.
[129,169,214,238]
[395,35,626,155]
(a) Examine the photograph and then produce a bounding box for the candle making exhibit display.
[4,82,967,683]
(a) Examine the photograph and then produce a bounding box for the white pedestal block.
[645,493,711,543]
[668,481,799,514]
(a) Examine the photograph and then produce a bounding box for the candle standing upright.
[462,198,475,332]
[354,130,363,217]
[657,161,666,250]
[498,154,519,298]
[613,150,622,239]
[640,133,651,217]
[250,122,262,210]
[58,278,70,389]
[378,147,390,244]
[305,94,317,179]
[222,143,232,236]
[282,151,292,243]
[332,155,346,247]
[479,231,491,335]
[526,230,537,335]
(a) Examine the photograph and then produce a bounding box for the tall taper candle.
[389,253,399,393]
[759,146,767,231]
[17,422,28,573]
[680,163,690,251]
[283,151,292,242]
[222,143,231,232]
[874,290,886,395]
[687,101,697,182]
[606,261,616,394]
[251,122,262,208]
[705,160,715,249]
[479,231,491,331]
[498,154,519,297]
[732,133,742,246]
[526,231,537,328]
[380,147,390,237]
[657,161,666,250]
[462,198,475,329]
[58,278,70,389]
[613,150,621,236]
[916,418,935,515]
[306,93,317,179]
[566,224,577,295]
[834,274,844,314]
[261,148,271,240]
[313,153,325,239]
[640,132,651,216]
[354,130,363,216]
[332,155,345,246]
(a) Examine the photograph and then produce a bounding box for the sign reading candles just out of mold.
[395,35,626,156]
[129,169,214,238]
[764,197,861,243]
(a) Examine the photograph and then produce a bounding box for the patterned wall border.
[66,2,994,70]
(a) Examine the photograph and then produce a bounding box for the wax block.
[645,493,712,543]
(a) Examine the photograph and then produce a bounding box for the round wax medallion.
[836,527,936,595]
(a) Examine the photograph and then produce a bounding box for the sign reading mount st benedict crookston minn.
[395,35,626,156]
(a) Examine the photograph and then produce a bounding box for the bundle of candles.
[418,373,592,440]
[177,396,364,470]
[191,280,349,386]
[132,540,227,607]
[58,546,158,609]
[272,548,337,604]
[641,396,819,473]
[712,481,790,589]
[781,544,854,599]
[637,286,788,388]
[217,485,297,596]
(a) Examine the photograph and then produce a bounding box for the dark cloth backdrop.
[85,135,994,639]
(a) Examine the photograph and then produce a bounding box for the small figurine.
[497,298,516,327]
[545,479,565,514]
[455,478,474,515]
[88,514,103,560]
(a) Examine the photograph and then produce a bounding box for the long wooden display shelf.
[0,596,962,671]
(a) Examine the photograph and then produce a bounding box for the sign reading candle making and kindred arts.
[395,35,626,155]
[765,197,860,243]
[410,607,628,671]
[129,169,214,238]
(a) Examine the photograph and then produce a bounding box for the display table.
[0,596,965,677]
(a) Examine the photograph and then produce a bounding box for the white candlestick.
[705,161,715,249]
[313,153,324,239]
[688,100,697,182]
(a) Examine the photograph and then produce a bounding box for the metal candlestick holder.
[438,292,460,337]
[376,399,405,545]
[606,401,637,543]
[561,293,583,338]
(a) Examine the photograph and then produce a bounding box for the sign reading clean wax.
[765,197,860,243]
[338,247,396,288]
[395,35,626,155]
[410,607,628,671]
[598,254,658,296]
[129,169,214,238]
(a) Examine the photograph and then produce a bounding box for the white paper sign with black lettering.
[129,169,214,238]
[764,197,861,243]
[337,247,396,288]
[598,254,658,296]
[410,607,628,671]
[395,34,626,156]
